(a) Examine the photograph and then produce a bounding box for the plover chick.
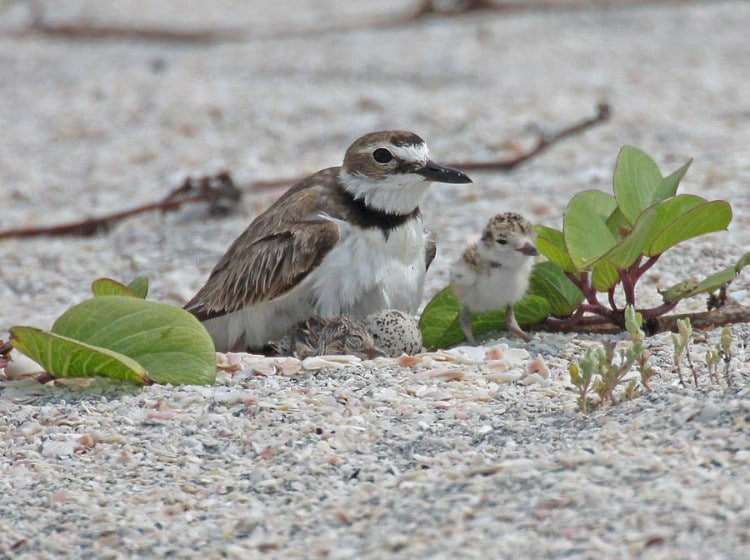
[185,131,472,352]
[273,316,384,360]
[450,212,538,344]
[363,309,423,357]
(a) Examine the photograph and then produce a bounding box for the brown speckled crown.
[481,212,534,243]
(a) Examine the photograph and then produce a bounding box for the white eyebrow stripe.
[389,143,430,164]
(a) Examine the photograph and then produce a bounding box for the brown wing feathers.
[184,170,342,321]
[186,221,339,321]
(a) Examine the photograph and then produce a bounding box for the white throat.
[338,170,431,215]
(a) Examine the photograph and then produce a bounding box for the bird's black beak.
[416,160,472,184]
[517,242,539,256]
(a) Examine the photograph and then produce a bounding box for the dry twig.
[0,172,240,240]
[8,1,704,44]
[0,104,609,240]
[534,303,750,336]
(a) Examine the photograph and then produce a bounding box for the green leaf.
[92,277,138,297]
[613,147,691,226]
[418,287,551,350]
[582,195,729,270]
[736,252,750,272]
[605,207,630,238]
[52,296,216,385]
[127,276,149,298]
[535,225,575,272]
[659,158,692,198]
[647,200,732,256]
[439,295,551,349]
[419,287,463,350]
[527,261,583,317]
[591,261,619,292]
[660,251,750,303]
[419,263,562,349]
[613,146,664,225]
[563,190,618,270]
[598,195,703,268]
[658,280,698,303]
[10,326,151,385]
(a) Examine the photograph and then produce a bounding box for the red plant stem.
[608,287,618,312]
[547,306,586,328]
[544,315,613,329]
[619,268,636,307]
[634,255,660,282]
[629,255,643,275]
[567,272,600,306]
[579,303,613,317]
[640,301,679,320]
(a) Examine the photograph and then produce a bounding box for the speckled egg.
[363,309,423,357]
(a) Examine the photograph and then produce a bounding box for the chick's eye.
[496,238,508,245]
[373,148,393,164]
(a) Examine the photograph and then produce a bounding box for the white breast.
[310,218,428,318]
[453,259,533,313]
[202,217,429,352]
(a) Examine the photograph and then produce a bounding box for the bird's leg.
[505,304,530,342]
[459,306,477,345]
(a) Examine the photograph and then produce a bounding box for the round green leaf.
[535,225,575,272]
[613,146,663,225]
[647,200,732,256]
[92,277,138,297]
[127,276,149,298]
[427,295,551,350]
[528,261,583,317]
[52,296,216,385]
[591,261,619,292]
[419,287,462,350]
[418,265,558,349]
[613,146,691,226]
[563,190,618,270]
[10,326,151,385]
[594,195,719,270]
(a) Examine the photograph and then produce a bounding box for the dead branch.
[0,104,609,240]
[24,19,244,43]
[0,172,240,240]
[7,1,706,44]
[532,303,750,336]
[254,103,610,192]
[449,102,610,172]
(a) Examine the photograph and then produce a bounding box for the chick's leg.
[459,306,477,345]
[505,304,530,342]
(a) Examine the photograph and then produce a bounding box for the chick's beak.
[364,346,387,359]
[416,160,472,184]
[517,242,539,256]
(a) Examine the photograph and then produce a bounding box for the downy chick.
[450,212,538,344]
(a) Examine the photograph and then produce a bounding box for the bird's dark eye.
[373,148,393,164]
[496,238,508,245]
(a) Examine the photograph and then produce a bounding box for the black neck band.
[337,187,420,236]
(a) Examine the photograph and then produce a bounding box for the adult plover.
[185,130,472,352]
[273,316,383,359]
[450,212,538,344]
